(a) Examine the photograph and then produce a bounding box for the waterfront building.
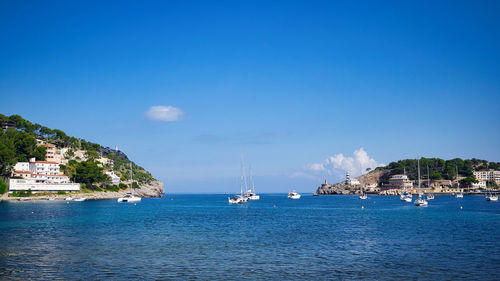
[474,170,500,185]
[388,174,414,189]
[10,158,80,193]
[471,181,487,189]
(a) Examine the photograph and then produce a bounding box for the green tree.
[73,160,110,187]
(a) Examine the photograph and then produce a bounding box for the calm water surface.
[0,194,499,280]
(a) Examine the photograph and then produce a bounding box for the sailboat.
[485,181,498,201]
[400,167,412,202]
[358,166,367,200]
[118,163,142,203]
[228,154,249,204]
[244,166,260,200]
[414,192,428,207]
[426,165,434,200]
[455,165,463,198]
[485,193,498,201]
[414,159,428,207]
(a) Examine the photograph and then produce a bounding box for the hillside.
[315,157,500,195]
[0,114,164,196]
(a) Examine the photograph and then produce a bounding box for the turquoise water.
[0,194,499,280]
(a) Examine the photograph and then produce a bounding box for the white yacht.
[288,190,301,199]
[228,194,248,204]
[73,198,86,202]
[117,192,142,203]
[65,196,73,201]
[244,166,260,200]
[485,193,498,202]
[400,191,413,202]
[427,193,435,200]
[229,154,249,204]
[118,163,142,203]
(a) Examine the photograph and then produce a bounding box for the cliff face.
[136,180,164,197]
[315,169,389,195]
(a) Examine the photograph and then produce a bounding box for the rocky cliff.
[315,169,389,195]
[136,180,164,197]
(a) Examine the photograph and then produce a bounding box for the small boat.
[455,165,463,198]
[244,166,260,200]
[65,196,73,201]
[18,197,30,201]
[359,181,367,200]
[117,193,141,203]
[400,191,412,202]
[47,198,55,201]
[118,163,142,203]
[288,190,301,199]
[228,195,248,204]
[427,193,435,200]
[74,198,86,202]
[485,193,498,202]
[414,193,428,207]
[414,160,428,207]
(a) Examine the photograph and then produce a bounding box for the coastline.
[1,180,165,201]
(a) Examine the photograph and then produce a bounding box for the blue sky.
[1,0,499,193]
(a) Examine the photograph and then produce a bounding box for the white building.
[388,174,414,189]
[10,158,79,193]
[345,172,360,185]
[105,171,121,184]
[474,170,500,185]
[471,181,487,189]
[8,179,80,193]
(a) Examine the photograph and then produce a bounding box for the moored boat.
[485,193,498,202]
[117,193,141,203]
[414,193,428,207]
[288,190,301,199]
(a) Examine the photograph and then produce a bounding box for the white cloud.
[145,105,184,122]
[300,148,384,179]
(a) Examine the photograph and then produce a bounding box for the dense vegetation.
[0,129,46,177]
[0,114,156,189]
[376,157,500,187]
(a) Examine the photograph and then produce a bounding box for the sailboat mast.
[240,154,244,196]
[417,159,421,189]
[456,164,460,192]
[427,165,430,188]
[249,165,255,193]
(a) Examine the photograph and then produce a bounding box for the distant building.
[345,172,360,185]
[39,143,58,163]
[1,121,16,130]
[10,158,79,193]
[471,181,487,189]
[106,171,121,184]
[474,170,500,185]
[388,174,414,189]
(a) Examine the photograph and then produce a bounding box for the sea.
[0,194,499,280]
